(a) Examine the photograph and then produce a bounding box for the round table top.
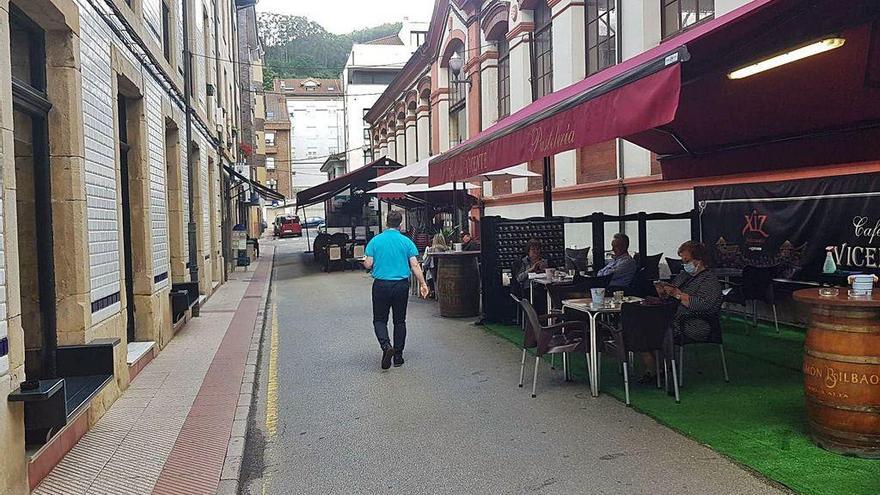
[793,288,880,308]
[427,250,481,256]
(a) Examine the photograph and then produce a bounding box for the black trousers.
[372,279,410,354]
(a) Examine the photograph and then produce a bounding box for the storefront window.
[662,0,714,38]
[497,38,511,119]
[532,1,553,100]
[586,0,617,75]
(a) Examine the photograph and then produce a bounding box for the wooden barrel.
[435,253,480,318]
[793,289,880,458]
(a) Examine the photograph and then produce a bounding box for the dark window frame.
[531,1,553,100]
[162,0,172,62]
[585,0,617,76]
[448,62,467,147]
[661,0,715,39]
[497,37,511,119]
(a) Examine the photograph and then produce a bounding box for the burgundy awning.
[429,0,880,185]
[295,157,402,208]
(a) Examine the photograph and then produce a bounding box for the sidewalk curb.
[217,248,275,495]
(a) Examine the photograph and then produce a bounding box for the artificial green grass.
[484,317,880,495]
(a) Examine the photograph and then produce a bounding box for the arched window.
[586,0,617,75]
[531,1,553,100]
[497,37,511,119]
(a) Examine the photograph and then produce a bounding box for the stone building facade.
[0,0,241,490]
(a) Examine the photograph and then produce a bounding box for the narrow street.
[242,239,782,495]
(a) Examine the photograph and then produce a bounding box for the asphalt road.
[241,237,784,495]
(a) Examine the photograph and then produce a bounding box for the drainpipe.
[615,0,625,233]
[182,0,200,289]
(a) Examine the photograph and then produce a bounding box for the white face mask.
[683,261,697,274]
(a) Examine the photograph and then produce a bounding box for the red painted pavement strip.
[152,254,271,495]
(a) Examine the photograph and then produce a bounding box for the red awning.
[429,0,880,185]
[295,157,402,208]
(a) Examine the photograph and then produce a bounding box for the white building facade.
[276,78,344,218]
[342,19,429,171]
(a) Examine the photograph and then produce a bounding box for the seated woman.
[515,239,549,313]
[641,241,723,383]
[423,234,448,298]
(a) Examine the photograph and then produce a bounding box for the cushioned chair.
[634,253,663,281]
[602,301,679,404]
[565,247,590,272]
[518,298,589,398]
[666,257,684,277]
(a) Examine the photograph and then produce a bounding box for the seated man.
[597,233,638,289]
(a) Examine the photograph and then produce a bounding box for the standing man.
[364,210,429,369]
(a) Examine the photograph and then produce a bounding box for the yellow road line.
[265,302,280,438]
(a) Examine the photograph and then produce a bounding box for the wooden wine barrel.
[434,252,481,318]
[793,289,880,458]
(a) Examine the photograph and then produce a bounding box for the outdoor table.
[528,273,575,312]
[562,296,644,397]
[792,288,880,458]
[431,251,481,318]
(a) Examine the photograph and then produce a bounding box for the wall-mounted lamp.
[448,52,472,89]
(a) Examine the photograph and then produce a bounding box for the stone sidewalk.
[33,248,273,495]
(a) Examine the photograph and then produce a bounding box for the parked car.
[276,216,302,238]
[301,217,325,229]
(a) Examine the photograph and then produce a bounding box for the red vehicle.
[277,216,302,238]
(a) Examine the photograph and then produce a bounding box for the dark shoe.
[393,355,404,367]
[381,346,395,370]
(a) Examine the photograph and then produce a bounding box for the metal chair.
[517,298,589,398]
[675,315,730,388]
[727,265,780,332]
[601,301,679,405]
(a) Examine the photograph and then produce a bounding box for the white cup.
[545,268,555,279]
[591,288,606,305]
[453,242,463,252]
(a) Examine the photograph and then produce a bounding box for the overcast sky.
[256,0,435,34]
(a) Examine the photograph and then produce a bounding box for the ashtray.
[848,289,872,299]
[818,287,839,297]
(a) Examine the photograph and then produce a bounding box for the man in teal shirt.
[364,211,429,369]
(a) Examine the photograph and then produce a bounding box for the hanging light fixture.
[728,38,845,80]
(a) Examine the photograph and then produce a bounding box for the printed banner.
[695,173,880,278]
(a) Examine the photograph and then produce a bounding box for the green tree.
[258,14,402,88]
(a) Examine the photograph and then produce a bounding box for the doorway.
[11,6,57,380]
[118,94,137,343]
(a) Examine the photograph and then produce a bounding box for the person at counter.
[597,233,638,289]
[423,234,448,299]
[461,232,481,251]
[641,241,723,383]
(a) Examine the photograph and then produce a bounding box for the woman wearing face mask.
[641,241,723,383]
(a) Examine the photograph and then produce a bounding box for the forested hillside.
[257,13,401,87]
